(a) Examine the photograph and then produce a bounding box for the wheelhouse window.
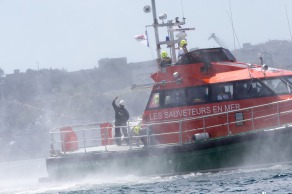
[211,84,233,101]
[147,92,160,108]
[222,49,236,62]
[163,89,186,107]
[262,78,291,94]
[176,48,236,65]
[146,76,291,110]
[201,48,236,62]
[234,80,271,99]
[187,86,209,104]
[285,76,292,85]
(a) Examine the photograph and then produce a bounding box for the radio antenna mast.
[146,0,193,64]
[285,4,292,42]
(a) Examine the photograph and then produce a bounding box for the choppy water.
[1,159,292,193]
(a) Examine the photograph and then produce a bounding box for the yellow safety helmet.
[161,51,168,58]
[180,39,187,47]
[154,94,159,100]
[153,94,159,105]
[133,125,142,135]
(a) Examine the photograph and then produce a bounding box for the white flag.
[134,31,149,47]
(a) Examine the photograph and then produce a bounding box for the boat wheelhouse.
[143,47,292,144]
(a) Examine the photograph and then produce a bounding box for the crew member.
[132,122,157,147]
[178,39,188,59]
[217,86,230,100]
[132,124,147,147]
[159,51,172,68]
[112,96,130,146]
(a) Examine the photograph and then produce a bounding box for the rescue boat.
[45,0,292,180]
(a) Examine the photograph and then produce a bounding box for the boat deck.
[69,143,144,154]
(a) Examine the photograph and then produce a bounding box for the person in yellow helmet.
[131,121,158,147]
[132,123,147,147]
[178,39,189,59]
[159,50,172,68]
[149,93,159,108]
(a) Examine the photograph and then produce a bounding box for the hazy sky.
[0,0,292,74]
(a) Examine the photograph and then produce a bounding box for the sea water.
[1,159,292,193]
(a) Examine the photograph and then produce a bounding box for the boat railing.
[49,99,292,156]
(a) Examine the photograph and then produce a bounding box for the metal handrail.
[49,99,292,155]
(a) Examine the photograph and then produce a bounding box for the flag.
[134,30,149,47]
[134,34,147,41]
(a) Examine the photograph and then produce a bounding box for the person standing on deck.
[112,96,130,146]
[178,39,188,59]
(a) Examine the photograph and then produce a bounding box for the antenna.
[227,0,241,50]
[144,0,192,64]
[150,0,161,61]
[285,4,292,42]
[180,0,185,19]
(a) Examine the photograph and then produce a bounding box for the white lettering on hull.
[149,103,241,121]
